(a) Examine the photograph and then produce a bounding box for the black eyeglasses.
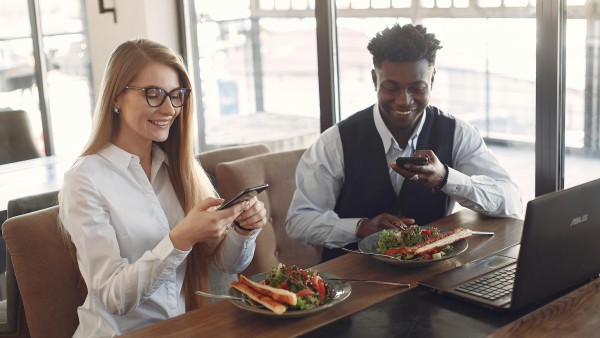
[125,86,190,108]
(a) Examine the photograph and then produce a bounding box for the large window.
[185,0,600,208]
[191,0,321,152]
[0,0,93,157]
[38,0,93,155]
[0,1,39,149]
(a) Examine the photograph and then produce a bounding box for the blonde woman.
[59,39,266,337]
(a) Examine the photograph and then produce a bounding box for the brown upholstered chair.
[2,206,86,338]
[196,143,271,194]
[0,110,42,165]
[0,190,60,337]
[196,144,272,294]
[215,148,322,276]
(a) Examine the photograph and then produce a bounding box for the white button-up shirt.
[59,144,258,337]
[286,104,523,248]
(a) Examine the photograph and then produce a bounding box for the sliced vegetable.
[297,288,315,298]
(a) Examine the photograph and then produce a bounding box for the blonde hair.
[79,38,216,310]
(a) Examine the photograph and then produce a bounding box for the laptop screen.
[511,178,600,309]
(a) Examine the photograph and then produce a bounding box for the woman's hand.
[170,197,252,250]
[231,196,267,235]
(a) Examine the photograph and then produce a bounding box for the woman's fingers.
[235,198,266,230]
[196,197,225,211]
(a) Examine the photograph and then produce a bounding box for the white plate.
[357,228,468,267]
[228,272,352,318]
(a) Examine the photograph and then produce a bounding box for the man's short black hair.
[367,23,442,68]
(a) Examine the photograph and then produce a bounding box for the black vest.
[322,105,455,261]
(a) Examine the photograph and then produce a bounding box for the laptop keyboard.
[455,265,516,301]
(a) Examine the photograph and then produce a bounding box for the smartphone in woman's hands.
[216,183,269,210]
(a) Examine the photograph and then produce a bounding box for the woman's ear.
[112,97,120,114]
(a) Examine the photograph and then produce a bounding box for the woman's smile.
[149,119,171,128]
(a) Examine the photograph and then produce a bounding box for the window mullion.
[536,0,566,195]
[316,0,339,132]
[28,0,54,155]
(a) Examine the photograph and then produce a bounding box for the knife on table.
[470,230,495,235]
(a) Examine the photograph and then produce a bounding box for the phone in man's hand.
[395,156,428,166]
[216,183,269,210]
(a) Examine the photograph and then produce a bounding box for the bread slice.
[230,281,287,314]
[239,274,297,306]
[414,228,473,255]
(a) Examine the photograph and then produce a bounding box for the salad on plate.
[229,263,351,315]
[376,225,472,261]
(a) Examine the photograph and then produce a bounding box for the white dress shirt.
[286,104,523,248]
[59,143,259,337]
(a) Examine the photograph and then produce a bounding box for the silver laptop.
[418,178,600,311]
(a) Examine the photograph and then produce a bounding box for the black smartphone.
[216,183,269,210]
[396,156,428,166]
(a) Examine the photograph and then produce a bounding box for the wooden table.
[121,210,530,338]
[489,277,600,337]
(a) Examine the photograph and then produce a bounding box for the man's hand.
[356,213,416,239]
[389,150,446,189]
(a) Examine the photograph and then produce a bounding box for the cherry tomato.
[297,288,314,298]
[311,274,326,304]
[317,278,326,304]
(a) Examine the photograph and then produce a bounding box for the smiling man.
[285,23,523,262]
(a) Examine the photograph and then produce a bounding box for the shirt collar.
[98,143,169,171]
[373,103,427,153]
[150,145,168,181]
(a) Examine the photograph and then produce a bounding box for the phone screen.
[216,183,269,210]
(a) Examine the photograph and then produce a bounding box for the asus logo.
[570,214,588,226]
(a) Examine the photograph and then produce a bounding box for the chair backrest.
[2,206,86,338]
[195,144,272,294]
[215,148,322,276]
[0,190,60,337]
[0,110,41,165]
[196,143,271,194]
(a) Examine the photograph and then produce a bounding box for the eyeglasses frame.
[124,86,191,108]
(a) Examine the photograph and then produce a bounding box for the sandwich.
[408,227,473,255]
[238,274,297,306]
[230,273,297,314]
[230,281,288,314]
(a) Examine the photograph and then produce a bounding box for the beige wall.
[85,0,180,98]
